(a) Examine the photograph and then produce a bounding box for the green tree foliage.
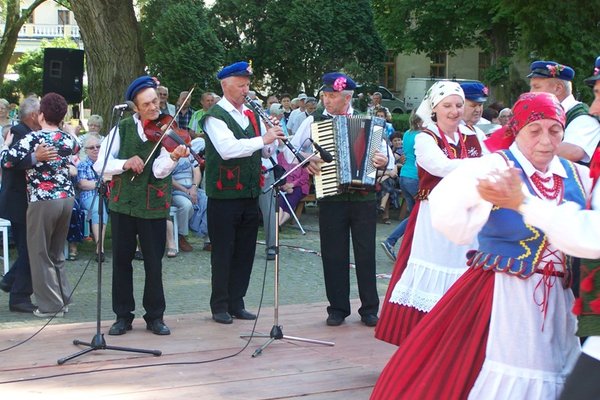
[503,0,600,101]
[141,0,225,99]
[13,38,78,98]
[209,0,385,96]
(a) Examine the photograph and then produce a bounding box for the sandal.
[166,248,178,258]
[68,252,78,261]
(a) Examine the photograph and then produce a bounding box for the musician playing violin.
[290,72,392,328]
[94,75,189,337]
[200,61,285,325]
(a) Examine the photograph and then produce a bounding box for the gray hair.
[0,98,8,108]
[305,97,318,105]
[19,96,40,119]
[88,114,103,128]
[83,132,102,147]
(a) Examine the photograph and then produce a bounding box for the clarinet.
[244,96,305,163]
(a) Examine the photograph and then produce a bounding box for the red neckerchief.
[243,109,260,137]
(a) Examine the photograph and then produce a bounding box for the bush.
[391,113,410,132]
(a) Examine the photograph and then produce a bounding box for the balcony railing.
[19,24,80,39]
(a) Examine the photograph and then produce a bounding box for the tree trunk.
[0,0,46,87]
[69,0,145,126]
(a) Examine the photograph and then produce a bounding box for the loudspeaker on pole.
[42,48,84,104]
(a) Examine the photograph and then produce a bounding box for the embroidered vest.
[574,148,600,336]
[416,126,482,200]
[468,150,586,280]
[108,117,172,219]
[201,104,262,199]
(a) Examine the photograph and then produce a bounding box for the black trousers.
[2,221,33,304]
[559,352,600,400]
[110,212,166,323]
[207,197,259,314]
[318,200,379,318]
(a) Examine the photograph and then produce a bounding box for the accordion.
[311,116,385,199]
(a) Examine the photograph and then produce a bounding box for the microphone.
[309,138,333,163]
[113,101,135,111]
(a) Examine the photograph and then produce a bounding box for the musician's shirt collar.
[322,105,354,118]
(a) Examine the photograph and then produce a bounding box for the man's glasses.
[85,145,101,150]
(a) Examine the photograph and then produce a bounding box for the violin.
[143,113,204,167]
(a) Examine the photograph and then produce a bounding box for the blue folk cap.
[321,72,357,92]
[217,61,253,80]
[125,76,158,102]
[460,82,489,103]
[527,60,574,81]
[584,56,600,87]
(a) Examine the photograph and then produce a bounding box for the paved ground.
[0,205,404,330]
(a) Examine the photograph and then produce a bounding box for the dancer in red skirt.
[375,81,483,345]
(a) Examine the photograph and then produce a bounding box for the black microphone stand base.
[57,334,162,365]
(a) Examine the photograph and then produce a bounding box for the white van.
[403,78,483,111]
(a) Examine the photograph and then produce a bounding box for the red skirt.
[375,202,424,345]
[370,268,495,400]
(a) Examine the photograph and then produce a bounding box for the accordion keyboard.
[311,119,340,199]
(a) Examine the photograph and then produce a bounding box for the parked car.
[353,85,407,114]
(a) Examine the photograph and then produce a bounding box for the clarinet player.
[290,72,392,327]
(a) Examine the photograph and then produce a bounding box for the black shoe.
[326,314,345,326]
[230,309,256,320]
[9,302,37,313]
[95,252,105,262]
[134,250,143,260]
[0,279,11,293]
[146,319,171,335]
[108,319,132,335]
[212,312,233,324]
[361,314,379,327]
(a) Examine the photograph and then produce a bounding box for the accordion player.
[311,115,387,199]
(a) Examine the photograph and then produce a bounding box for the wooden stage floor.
[0,300,396,399]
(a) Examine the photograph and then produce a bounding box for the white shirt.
[428,142,591,245]
[562,94,600,163]
[287,108,308,135]
[94,113,177,180]
[202,97,276,161]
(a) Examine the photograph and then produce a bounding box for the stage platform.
[0,300,396,399]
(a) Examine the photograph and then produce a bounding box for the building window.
[382,50,396,89]
[478,52,491,81]
[58,10,70,25]
[429,52,446,78]
[21,9,34,24]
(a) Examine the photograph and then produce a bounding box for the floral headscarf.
[484,92,565,152]
[415,81,465,127]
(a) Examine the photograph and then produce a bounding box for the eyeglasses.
[85,145,101,150]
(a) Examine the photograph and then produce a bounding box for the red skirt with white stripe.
[370,267,495,400]
[375,202,424,345]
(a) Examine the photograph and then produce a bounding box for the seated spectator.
[171,152,205,253]
[277,146,310,227]
[377,131,403,223]
[77,133,108,261]
[87,114,104,136]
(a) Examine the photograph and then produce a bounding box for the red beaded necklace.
[530,172,564,200]
[436,126,468,159]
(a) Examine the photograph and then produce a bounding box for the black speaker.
[42,48,84,104]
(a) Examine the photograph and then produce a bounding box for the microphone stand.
[58,107,161,365]
[241,150,334,357]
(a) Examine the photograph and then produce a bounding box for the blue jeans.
[386,176,418,246]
